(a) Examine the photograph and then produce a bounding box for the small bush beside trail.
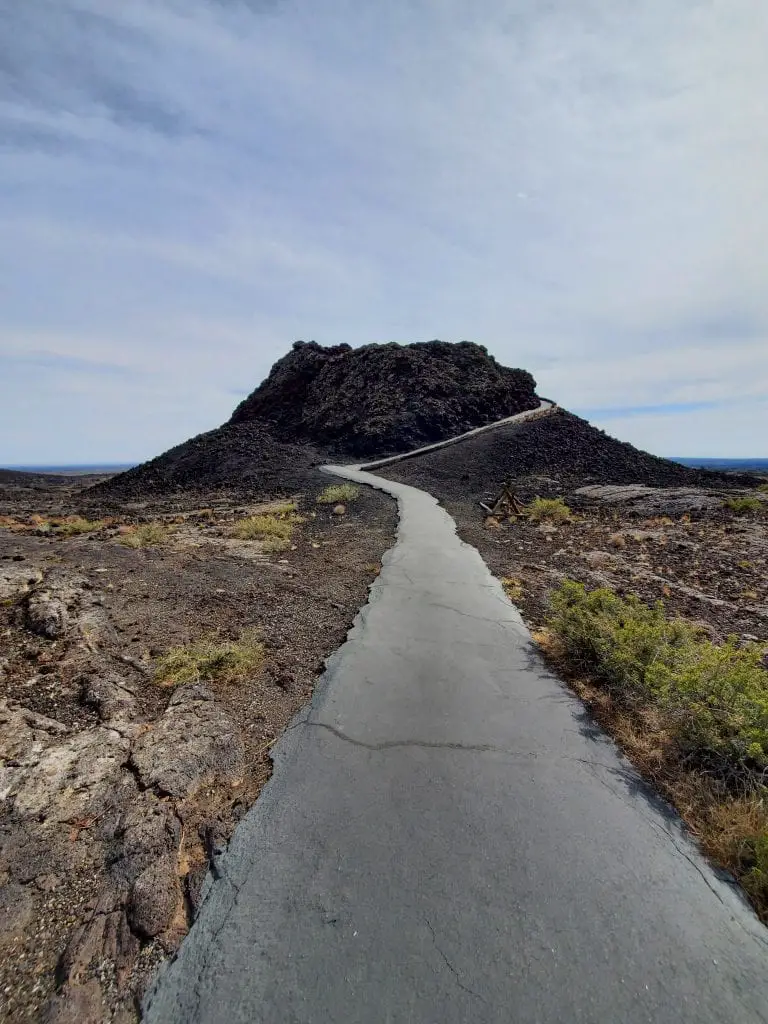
[525,497,571,523]
[545,579,768,917]
[317,483,360,504]
[547,581,768,784]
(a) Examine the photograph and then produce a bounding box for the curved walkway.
[144,405,768,1024]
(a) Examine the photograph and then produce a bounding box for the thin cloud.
[0,349,143,379]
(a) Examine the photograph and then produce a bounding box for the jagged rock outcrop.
[230,340,539,456]
[93,340,539,499]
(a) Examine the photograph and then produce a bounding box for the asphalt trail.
[144,408,768,1024]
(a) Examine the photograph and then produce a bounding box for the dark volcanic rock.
[378,409,759,501]
[93,340,538,499]
[127,854,181,938]
[91,420,323,502]
[230,340,539,456]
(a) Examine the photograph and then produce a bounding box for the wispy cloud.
[575,401,724,420]
[1,0,767,461]
[0,349,142,379]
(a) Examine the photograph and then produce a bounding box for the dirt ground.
[444,486,768,645]
[3,431,767,1022]
[0,474,396,1023]
[376,410,766,642]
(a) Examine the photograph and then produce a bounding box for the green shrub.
[317,483,360,504]
[648,639,768,772]
[724,496,763,514]
[547,580,768,782]
[154,630,263,687]
[756,483,768,494]
[525,496,571,522]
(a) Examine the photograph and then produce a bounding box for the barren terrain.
[0,473,395,1023]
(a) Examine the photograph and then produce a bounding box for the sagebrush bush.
[547,580,768,783]
[724,496,764,514]
[317,483,360,504]
[648,639,768,772]
[525,496,571,522]
[154,630,264,686]
[548,582,693,696]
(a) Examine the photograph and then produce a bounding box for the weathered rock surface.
[26,592,69,638]
[127,855,181,939]
[571,484,729,516]
[24,570,89,639]
[44,980,106,1024]
[130,684,245,798]
[81,673,138,724]
[3,711,133,823]
[109,795,181,887]
[0,563,43,600]
[0,881,36,949]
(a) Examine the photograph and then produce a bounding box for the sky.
[1,0,767,464]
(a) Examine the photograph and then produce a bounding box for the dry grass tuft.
[261,535,292,553]
[118,522,176,548]
[525,496,571,523]
[232,511,301,541]
[154,630,264,687]
[317,483,360,505]
[54,516,106,537]
[500,576,524,602]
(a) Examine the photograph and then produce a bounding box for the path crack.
[309,720,538,757]
[424,916,487,1003]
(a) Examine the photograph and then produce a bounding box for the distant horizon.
[2,399,766,470]
[3,456,768,475]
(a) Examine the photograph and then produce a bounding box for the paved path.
[144,411,768,1024]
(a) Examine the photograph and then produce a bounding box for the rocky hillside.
[89,421,324,503]
[93,340,539,499]
[230,340,539,456]
[376,408,759,501]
